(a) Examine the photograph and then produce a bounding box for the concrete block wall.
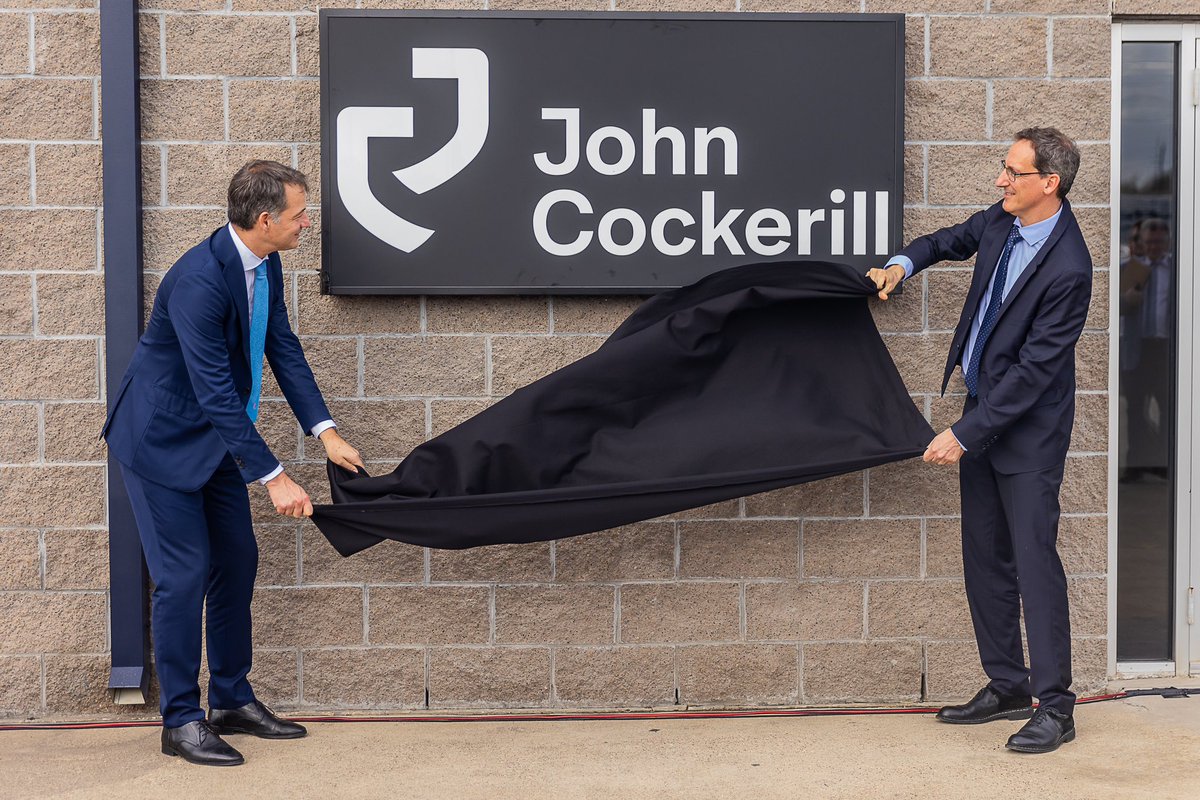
[1,0,1122,717]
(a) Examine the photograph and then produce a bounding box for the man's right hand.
[266,472,313,518]
[866,263,906,301]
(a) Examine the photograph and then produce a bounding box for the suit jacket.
[899,199,1092,473]
[103,225,331,492]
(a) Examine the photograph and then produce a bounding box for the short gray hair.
[227,160,309,229]
[1015,127,1080,199]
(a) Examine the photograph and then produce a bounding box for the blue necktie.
[964,224,1022,397]
[246,261,268,422]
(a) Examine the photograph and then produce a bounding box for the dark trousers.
[120,454,259,728]
[958,455,1075,714]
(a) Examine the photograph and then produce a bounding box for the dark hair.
[227,160,309,229]
[1015,127,1080,199]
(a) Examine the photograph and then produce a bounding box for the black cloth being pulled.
[311,261,935,555]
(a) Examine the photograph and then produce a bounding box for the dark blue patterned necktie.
[964,224,1023,397]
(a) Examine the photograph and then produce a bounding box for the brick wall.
[1,0,1118,717]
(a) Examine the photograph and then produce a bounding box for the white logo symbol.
[336,48,489,253]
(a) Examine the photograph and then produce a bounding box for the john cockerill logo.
[335,48,490,253]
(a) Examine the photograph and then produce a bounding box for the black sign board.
[320,11,904,294]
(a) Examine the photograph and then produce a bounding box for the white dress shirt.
[228,223,335,483]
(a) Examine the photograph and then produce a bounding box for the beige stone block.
[1073,206,1109,268]
[554,523,674,582]
[0,275,33,335]
[428,647,551,707]
[931,17,1047,79]
[302,647,424,707]
[802,641,923,702]
[429,542,551,583]
[0,656,41,713]
[930,393,969,434]
[678,643,798,704]
[141,144,163,206]
[1068,575,1106,636]
[250,648,299,706]
[0,403,38,464]
[355,0,478,7]
[868,0,982,9]
[870,271,924,333]
[139,12,161,78]
[427,296,549,334]
[553,646,674,706]
[616,0,733,9]
[0,210,96,271]
[142,208,227,270]
[165,15,291,77]
[286,212,322,271]
[654,498,740,521]
[903,144,924,207]
[0,14,28,74]
[296,274,422,335]
[34,144,102,207]
[993,80,1110,143]
[906,80,987,142]
[740,0,857,10]
[0,530,40,590]
[229,79,319,142]
[679,519,797,579]
[1058,515,1106,575]
[803,519,921,579]
[139,0,226,9]
[490,0,607,8]
[165,144,293,206]
[868,580,974,638]
[905,14,924,78]
[0,591,106,653]
[251,400,299,463]
[1053,18,1110,80]
[0,340,97,401]
[925,516,964,578]
[551,296,643,334]
[0,144,30,205]
[251,586,364,647]
[924,640,988,700]
[296,145,321,204]
[868,457,960,516]
[43,528,106,590]
[261,337,358,401]
[45,654,160,716]
[928,145,1007,206]
[1071,635,1107,697]
[296,14,318,77]
[744,472,864,517]
[36,273,103,336]
[746,581,864,641]
[904,209,987,269]
[490,336,604,396]
[1070,392,1107,454]
[1075,332,1108,392]
[496,585,614,645]
[368,586,490,645]
[140,79,224,141]
[430,399,491,438]
[35,12,99,76]
[43,402,105,463]
[926,268,972,331]
[1068,144,1109,206]
[249,462,329,523]
[364,337,485,398]
[0,79,93,140]
[884,332,955,394]
[996,0,1109,10]
[322,399,425,463]
[1085,270,1108,331]
[254,524,299,586]
[620,582,739,644]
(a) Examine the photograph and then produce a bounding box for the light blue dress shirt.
[885,204,1063,449]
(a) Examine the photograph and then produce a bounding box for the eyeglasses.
[999,160,1047,182]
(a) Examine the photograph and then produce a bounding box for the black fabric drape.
[311,261,934,556]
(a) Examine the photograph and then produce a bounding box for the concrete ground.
[2,683,1198,800]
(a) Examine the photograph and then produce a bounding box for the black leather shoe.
[1006,706,1075,753]
[209,699,307,739]
[936,685,1034,724]
[161,720,244,766]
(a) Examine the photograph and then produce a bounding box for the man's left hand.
[923,428,964,466]
[319,429,366,473]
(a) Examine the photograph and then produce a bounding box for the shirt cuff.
[886,256,915,280]
[257,464,284,484]
[948,428,968,452]
[311,420,336,438]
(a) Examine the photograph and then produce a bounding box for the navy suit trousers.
[121,455,258,728]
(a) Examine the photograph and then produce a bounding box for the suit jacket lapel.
[992,200,1073,328]
[212,225,252,365]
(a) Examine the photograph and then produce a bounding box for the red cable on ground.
[0,691,1149,732]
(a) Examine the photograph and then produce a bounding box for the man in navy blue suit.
[104,161,365,766]
[869,128,1092,754]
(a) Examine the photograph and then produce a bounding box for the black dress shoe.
[1006,706,1075,753]
[936,685,1034,724]
[209,699,307,739]
[161,720,245,766]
